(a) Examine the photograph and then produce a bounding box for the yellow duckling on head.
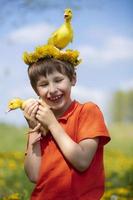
[48,8,73,50]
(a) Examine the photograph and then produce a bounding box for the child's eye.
[55,79,63,83]
[40,83,48,87]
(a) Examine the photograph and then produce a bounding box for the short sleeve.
[77,103,110,145]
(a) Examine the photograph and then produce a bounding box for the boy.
[23,45,110,200]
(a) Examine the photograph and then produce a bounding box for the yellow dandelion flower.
[0,159,4,167]
[29,52,39,64]
[8,160,17,170]
[115,187,129,195]
[22,52,30,65]
[5,192,20,200]
[13,152,23,161]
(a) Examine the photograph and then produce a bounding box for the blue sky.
[0,0,133,125]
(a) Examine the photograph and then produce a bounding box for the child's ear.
[71,72,77,86]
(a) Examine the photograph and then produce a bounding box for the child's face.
[36,70,76,116]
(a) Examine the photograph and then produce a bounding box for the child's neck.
[53,99,73,119]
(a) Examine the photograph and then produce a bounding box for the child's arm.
[36,103,99,172]
[24,133,41,183]
[23,101,42,183]
[49,122,99,172]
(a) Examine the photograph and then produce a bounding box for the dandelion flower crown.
[23,44,81,67]
[22,8,81,67]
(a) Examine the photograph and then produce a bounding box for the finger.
[25,102,39,116]
[30,105,39,117]
[38,99,47,106]
[31,133,42,145]
[29,123,41,133]
[36,110,43,119]
[35,113,41,122]
[25,100,38,109]
[24,104,38,121]
[24,103,35,114]
[38,99,51,108]
[36,109,44,118]
[38,105,50,112]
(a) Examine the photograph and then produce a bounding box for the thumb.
[38,99,50,108]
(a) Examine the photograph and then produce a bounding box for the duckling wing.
[47,30,58,45]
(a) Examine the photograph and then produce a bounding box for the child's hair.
[28,58,75,90]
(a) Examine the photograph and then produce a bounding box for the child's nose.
[49,83,57,94]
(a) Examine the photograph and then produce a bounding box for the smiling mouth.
[48,95,63,102]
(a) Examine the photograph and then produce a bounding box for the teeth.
[50,95,62,101]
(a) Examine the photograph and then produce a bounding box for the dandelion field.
[0,124,33,200]
[0,123,133,200]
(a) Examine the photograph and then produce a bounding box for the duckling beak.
[64,14,68,19]
[5,108,12,113]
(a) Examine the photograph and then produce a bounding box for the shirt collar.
[58,100,78,122]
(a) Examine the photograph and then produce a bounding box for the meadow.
[0,122,133,200]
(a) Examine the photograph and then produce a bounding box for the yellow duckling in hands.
[48,8,73,49]
[7,98,35,111]
[7,98,42,133]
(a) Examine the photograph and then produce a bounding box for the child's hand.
[29,131,42,145]
[23,100,39,129]
[36,101,56,130]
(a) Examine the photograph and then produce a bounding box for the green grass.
[106,123,133,156]
[1,122,133,154]
[0,123,27,152]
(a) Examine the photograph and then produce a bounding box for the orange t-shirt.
[30,100,110,200]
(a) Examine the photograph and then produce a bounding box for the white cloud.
[7,23,55,44]
[79,36,133,65]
